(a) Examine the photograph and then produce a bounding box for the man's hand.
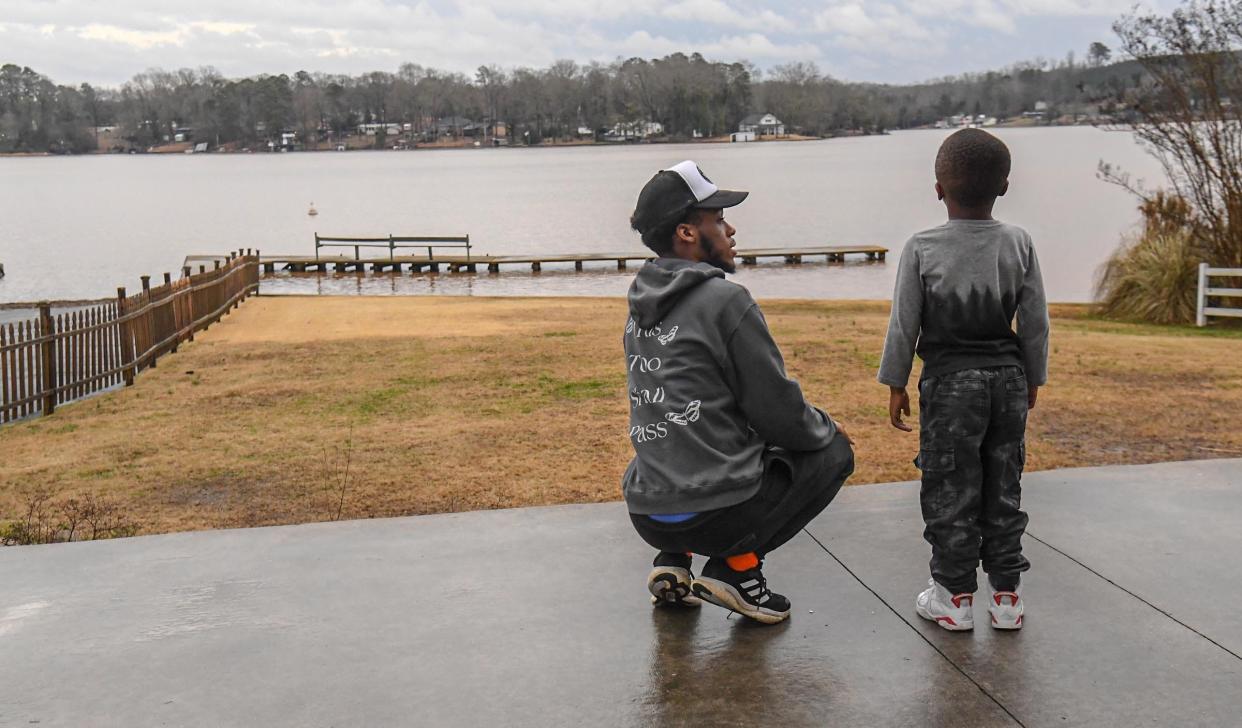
[832,419,855,446]
[889,386,913,432]
[1028,385,1039,411]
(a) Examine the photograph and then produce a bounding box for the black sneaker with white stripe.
[691,558,791,624]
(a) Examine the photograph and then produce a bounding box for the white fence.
[1197,263,1242,326]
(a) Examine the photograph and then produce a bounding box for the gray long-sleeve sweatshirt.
[878,219,1049,388]
[622,257,837,515]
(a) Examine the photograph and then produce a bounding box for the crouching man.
[623,160,855,624]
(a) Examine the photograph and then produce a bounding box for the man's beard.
[700,237,736,274]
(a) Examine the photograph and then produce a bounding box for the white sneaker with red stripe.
[988,579,1024,630]
[915,579,974,631]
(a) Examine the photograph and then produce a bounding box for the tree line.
[1,45,1145,154]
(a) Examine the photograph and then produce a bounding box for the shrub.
[0,490,140,546]
[1096,226,1201,324]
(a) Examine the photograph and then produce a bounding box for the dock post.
[617,259,627,270]
[117,287,134,387]
[531,262,541,272]
[488,263,499,274]
[38,302,56,416]
[575,261,583,272]
[742,256,756,266]
[429,263,440,273]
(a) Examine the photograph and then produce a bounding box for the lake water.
[0,127,1163,310]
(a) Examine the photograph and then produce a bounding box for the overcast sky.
[1,0,1176,87]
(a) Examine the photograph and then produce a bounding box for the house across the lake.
[738,113,785,137]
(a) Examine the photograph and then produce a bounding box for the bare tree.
[1100,0,1242,266]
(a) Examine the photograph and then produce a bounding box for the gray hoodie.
[622,258,837,515]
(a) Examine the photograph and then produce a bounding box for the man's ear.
[674,221,697,246]
[997,179,1009,198]
[934,181,945,201]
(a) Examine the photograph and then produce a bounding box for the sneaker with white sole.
[647,553,702,608]
[988,578,1024,630]
[915,579,974,631]
[691,558,791,624]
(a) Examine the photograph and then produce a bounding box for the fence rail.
[0,251,260,425]
[1196,263,1242,327]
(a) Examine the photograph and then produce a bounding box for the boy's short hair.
[935,129,1011,207]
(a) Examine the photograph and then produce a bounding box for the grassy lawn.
[2,296,1240,539]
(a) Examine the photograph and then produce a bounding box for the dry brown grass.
[2,296,1240,538]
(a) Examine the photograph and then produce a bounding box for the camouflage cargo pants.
[917,365,1031,594]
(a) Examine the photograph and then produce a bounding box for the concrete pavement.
[1,459,1240,727]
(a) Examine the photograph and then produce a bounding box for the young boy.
[878,129,1049,631]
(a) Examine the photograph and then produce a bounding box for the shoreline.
[0,121,1096,158]
[0,133,827,158]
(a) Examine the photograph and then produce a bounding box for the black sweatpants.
[917,365,1031,594]
[629,436,854,559]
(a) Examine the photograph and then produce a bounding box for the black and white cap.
[631,160,749,234]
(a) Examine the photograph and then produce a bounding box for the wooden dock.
[184,245,887,276]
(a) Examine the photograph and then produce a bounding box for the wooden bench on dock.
[314,233,472,273]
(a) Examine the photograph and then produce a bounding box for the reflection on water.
[258,258,894,300]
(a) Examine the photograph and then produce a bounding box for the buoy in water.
[308,202,319,217]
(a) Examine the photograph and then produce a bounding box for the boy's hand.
[1028,385,1039,411]
[889,386,913,432]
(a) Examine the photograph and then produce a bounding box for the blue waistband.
[647,512,699,524]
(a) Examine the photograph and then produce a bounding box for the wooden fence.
[0,250,260,424]
[1196,263,1242,326]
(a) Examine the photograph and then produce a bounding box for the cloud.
[76,24,187,49]
[0,0,1182,86]
[662,0,797,33]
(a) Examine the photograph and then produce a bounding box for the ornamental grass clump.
[1096,226,1201,325]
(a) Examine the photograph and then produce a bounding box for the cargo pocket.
[916,450,956,473]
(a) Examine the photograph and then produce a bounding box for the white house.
[357,123,401,136]
[606,120,664,140]
[739,113,785,136]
